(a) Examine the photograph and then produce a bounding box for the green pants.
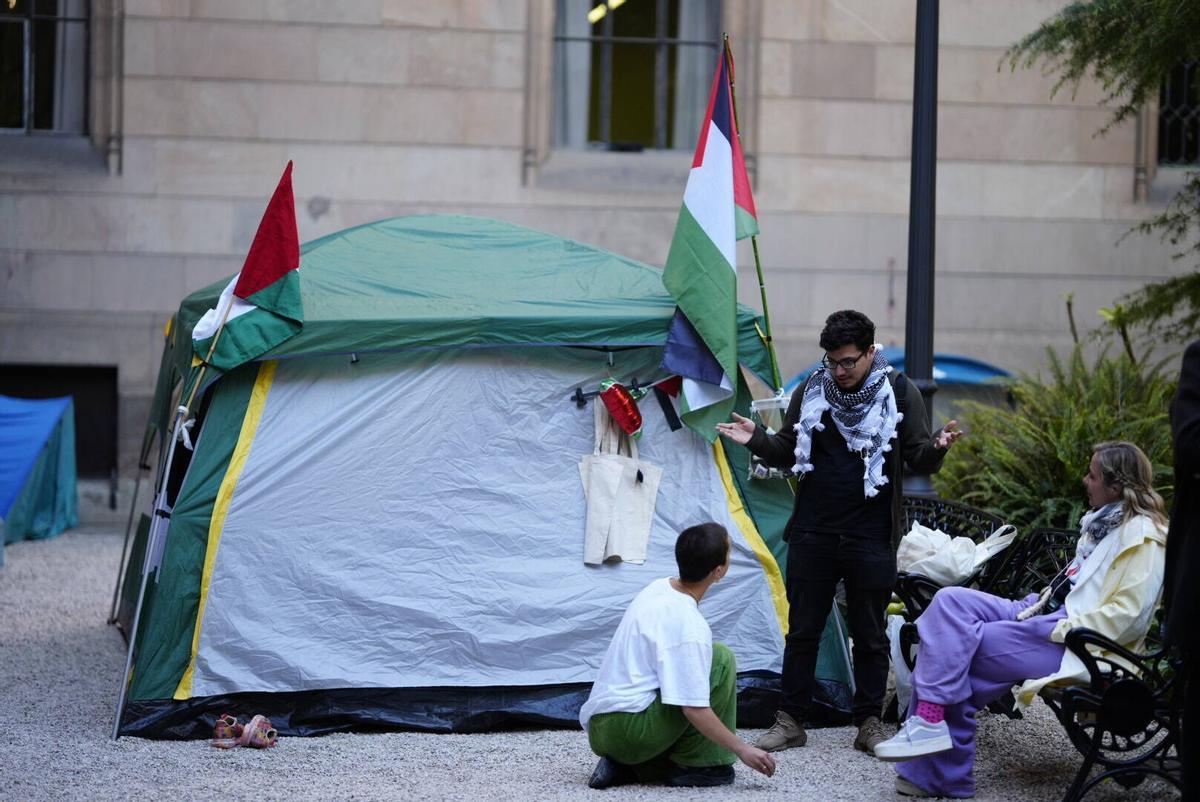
[587,642,737,774]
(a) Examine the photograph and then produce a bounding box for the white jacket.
[1015,513,1168,709]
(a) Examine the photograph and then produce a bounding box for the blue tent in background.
[784,347,1010,392]
[0,395,78,566]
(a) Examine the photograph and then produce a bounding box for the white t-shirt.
[579,577,714,729]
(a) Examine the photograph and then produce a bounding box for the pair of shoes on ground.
[587,757,734,789]
[211,713,278,749]
[874,714,952,762]
[755,710,892,756]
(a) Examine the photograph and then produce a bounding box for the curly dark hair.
[819,310,875,352]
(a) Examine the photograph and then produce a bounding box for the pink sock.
[915,701,945,724]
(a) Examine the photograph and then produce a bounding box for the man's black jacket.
[746,371,947,552]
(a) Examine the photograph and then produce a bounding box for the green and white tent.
[115,215,852,738]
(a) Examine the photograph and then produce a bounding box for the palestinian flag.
[192,162,304,372]
[661,47,758,440]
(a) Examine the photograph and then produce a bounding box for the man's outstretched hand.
[715,413,756,445]
[935,419,964,450]
[735,743,777,777]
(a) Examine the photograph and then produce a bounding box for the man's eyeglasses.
[821,352,867,371]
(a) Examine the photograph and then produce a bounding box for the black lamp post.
[905,0,939,424]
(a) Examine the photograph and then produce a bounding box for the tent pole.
[111,409,184,740]
[106,467,144,625]
[723,34,782,390]
[109,369,179,626]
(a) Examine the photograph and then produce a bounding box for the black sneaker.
[665,763,735,787]
[587,757,638,789]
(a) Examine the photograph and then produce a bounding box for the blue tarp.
[785,347,1010,392]
[0,395,78,564]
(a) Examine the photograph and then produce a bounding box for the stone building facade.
[0,0,1188,480]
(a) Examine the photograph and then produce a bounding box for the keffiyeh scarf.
[1064,501,1125,586]
[792,350,902,498]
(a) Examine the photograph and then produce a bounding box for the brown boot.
[753,710,807,752]
[854,715,891,755]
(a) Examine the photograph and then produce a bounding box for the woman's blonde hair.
[1092,441,1168,529]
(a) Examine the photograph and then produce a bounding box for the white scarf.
[1065,501,1125,586]
[792,351,902,498]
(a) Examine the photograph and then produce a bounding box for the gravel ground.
[0,529,1175,801]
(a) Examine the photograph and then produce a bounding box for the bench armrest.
[1061,627,1167,687]
[894,571,946,621]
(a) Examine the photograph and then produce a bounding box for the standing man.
[1167,339,1200,801]
[716,310,961,755]
[580,522,777,788]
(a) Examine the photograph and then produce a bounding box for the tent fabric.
[115,514,152,639]
[172,348,783,698]
[141,319,182,469]
[0,394,70,513]
[129,365,261,701]
[173,216,773,383]
[0,395,78,557]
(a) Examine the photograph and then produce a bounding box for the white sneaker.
[873,715,952,762]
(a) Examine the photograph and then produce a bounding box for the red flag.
[234,161,300,300]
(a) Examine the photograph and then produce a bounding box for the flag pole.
[178,297,236,420]
[723,34,783,392]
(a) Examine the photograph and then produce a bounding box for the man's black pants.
[779,529,896,726]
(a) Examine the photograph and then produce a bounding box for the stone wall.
[0,0,1186,476]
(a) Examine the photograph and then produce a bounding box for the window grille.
[1159,59,1200,166]
[1,0,89,134]
[552,0,721,151]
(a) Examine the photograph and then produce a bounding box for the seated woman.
[874,441,1169,799]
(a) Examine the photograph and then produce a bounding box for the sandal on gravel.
[239,715,278,749]
[210,713,244,748]
[213,713,243,740]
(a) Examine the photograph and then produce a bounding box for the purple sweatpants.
[895,586,1068,798]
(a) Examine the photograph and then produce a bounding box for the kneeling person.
[580,522,777,788]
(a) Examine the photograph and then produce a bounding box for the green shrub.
[931,344,1175,529]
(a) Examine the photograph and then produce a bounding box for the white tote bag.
[580,403,663,565]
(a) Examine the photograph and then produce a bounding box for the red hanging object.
[599,379,643,439]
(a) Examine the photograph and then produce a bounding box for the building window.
[1,0,89,135]
[1159,59,1200,166]
[553,0,721,151]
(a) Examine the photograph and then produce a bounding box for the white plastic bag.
[897,521,1019,585]
[896,521,977,585]
[972,524,1018,569]
[580,403,663,565]
[887,614,915,718]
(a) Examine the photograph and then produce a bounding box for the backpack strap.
[889,370,909,419]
